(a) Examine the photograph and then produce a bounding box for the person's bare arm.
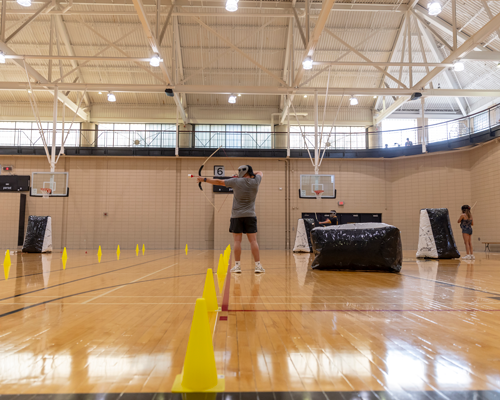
[457,214,464,223]
[255,171,263,177]
[196,177,226,186]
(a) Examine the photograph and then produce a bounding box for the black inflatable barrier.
[311,223,402,273]
[416,208,460,259]
[22,216,52,253]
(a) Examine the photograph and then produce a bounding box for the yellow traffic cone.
[98,246,102,257]
[3,250,11,280]
[202,269,220,312]
[142,244,145,255]
[62,247,68,270]
[171,298,225,392]
[136,244,139,256]
[217,272,225,294]
[116,245,121,260]
[185,244,188,255]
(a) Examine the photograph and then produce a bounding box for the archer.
[197,165,264,273]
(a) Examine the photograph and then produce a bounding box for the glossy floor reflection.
[1,250,500,398]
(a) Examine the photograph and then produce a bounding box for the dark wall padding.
[311,223,402,273]
[22,216,52,253]
[416,208,460,259]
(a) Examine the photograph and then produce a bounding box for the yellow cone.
[172,298,225,392]
[136,244,139,256]
[116,245,121,260]
[98,245,102,257]
[202,268,220,312]
[217,272,225,294]
[142,244,145,255]
[98,253,102,263]
[185,244,188,255]
[3,250,11,280]
[62,248,68,270]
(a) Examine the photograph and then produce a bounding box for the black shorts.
[229,217,258,234]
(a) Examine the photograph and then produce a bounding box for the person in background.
[458,205,474,260]
[318,210,339,226]
[385,144,389,149]
[405,138,413,146]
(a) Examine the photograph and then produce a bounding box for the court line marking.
[0,252,186,302]
[0,272,208,319]
[81,263,178,304]
[399,272,500,297]
[228,309,500,312]
[3,252,157,280]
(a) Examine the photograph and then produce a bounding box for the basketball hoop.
[314,189,324,200]
[40,188,52,198]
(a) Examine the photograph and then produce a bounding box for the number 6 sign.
[214,165,225,177]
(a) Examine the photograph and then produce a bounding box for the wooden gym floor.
[1,249,500,399]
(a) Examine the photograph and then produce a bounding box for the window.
[381,119,417,148]
[194,125,272,149]
[0,121,80,147]
[97,123,176,147]
[289,126,366,150]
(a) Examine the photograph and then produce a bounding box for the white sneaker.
[470,255,475,260]
[462,255,470,260]
[231,264,242,273]
[254,264,265,273]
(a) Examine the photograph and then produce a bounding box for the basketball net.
[314,190,324,200]
[41,188,52,199]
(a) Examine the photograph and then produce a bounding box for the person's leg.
[462,233,470,255]
[233,233,243,262]
[247,233,260,262]
[468,234,474,255]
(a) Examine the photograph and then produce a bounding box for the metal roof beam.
[0,40,88,120]
[280,0,337,124]
[414,4,490,51]
[7,0,408,12]
[132,0,187,123]
[54,15,90,106]
[191,15,287,86]
[418,18,467,115]
[323,29,408,88]
[2,82,499,97]
[376,8,500,123]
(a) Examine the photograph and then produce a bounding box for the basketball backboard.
[299,174,336,199]
[30,172,69,197]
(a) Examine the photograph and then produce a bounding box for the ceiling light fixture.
[228,94,237,104]
[304,95,308,98]
[454,61,465,71]
[428,1,442,15]
[0,51,5,64]
[349,96,358,106]
[373,95,377,99]
[17,0,31,6]
[225,0,238,12]
[107,92,116,102]
[150,53,161,67]
[27,89,32,94]
[98,91,102,95]
[237,93,241,97]
[302,56,313,70]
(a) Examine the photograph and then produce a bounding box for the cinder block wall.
[0,140,498,251]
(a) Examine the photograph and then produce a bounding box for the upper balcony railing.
[1,103,500,152]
